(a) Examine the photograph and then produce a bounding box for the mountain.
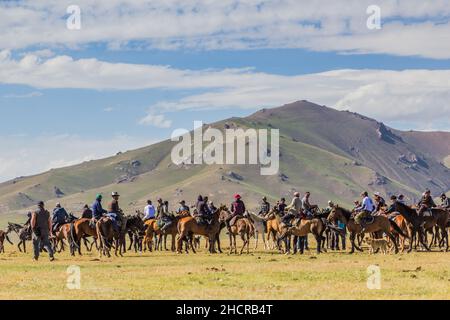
[1,100,449,219]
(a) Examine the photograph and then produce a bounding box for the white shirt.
[144,204,156,219]
[361,196,375,212]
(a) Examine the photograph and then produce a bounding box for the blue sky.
[1,0,450,182]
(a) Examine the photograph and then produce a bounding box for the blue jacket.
[92,200,107,219]
[52,207,69,224]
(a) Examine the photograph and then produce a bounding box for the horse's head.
[327,205,341,222]
[217,205,230,222]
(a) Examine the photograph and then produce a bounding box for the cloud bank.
[1,0,450,58]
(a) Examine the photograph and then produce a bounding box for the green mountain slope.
[1,100,449,220]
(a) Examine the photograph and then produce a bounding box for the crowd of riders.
[20,186,450,261]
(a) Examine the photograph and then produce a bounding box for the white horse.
[246,211,269,250]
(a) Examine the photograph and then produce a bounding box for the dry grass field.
[0,237,449,300]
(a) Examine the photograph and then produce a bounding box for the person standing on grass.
[31,201,54,261]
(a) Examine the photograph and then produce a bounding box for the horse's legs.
[254,231,258,250]
[349,232,356,254]
[164,234,169,251]
[315,233,321,254]
[171,234,176,252]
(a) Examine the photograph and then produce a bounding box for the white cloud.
[3,91,43,98]
[0,134,158,182]
[1,0,450,58]
[139,112,172,128]
[0,52,449,130]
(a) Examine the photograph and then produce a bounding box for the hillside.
[1,100,449,220]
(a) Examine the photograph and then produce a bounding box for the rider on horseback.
[282,192,303,227]
[176,200,190,215]
[51,203,69,233]
[91,194,107,227]
[226,194,246,230]
[194,195,208,225]
[143,200,156,221]
[439,193,449,210]
[277,198,287,214]
[81,204,92,219]
[417,190,436,218]
[301,192,318,218]
[258,196,270,217]
[373,192,386,212]
[354,191,375,232]
[107,192,126,233]
[158,200,173,232]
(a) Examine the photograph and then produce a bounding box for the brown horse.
[388,214,411,252]
[393,202,448,252]
[70,218,99,255]
[265,208,284,250]
[278,217,327,254]
[143,216,182,252]
[176,205,225,254]
[219,208,254,254]
[328,206,406,254]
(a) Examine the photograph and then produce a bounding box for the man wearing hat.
[226,194,246,230]
[177,200,190,215]
[286,192,302,215]
[51,202,69,233]
[440,193,450,210]
[107,191,126,232]
[417,189,436,218]
[258,196,271,217]
[91,194,107,227]
[373,192,386,212]
[354,191,375,230]
[30,201,54,261]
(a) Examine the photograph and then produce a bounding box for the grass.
[0,239,449,300]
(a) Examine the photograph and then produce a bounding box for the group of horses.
[1,201,449,257]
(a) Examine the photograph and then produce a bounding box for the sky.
[0,0,450,182]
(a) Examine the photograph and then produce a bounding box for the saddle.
[362,215,375,225]
[422,209,433,217]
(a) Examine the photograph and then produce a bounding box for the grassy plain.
[0,238,449,300]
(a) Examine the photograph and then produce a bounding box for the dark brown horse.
[328,206,406,254]
[393,202,448,252]
[6,222,31,253]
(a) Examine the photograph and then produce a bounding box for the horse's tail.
[248,220,255,238]
[69,222,80,250]
[389,219,408,238]
[96,220,110,251]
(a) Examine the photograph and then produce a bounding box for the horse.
[6,222,31,253]
[388,214,411,252]
[143,214,185,252]
[96,215,145,257]
[277,215,327,254]
[246,211,269,250]
[220,208,254,254]
[392,202,448,252]
[176,205,225,254]
[265,208,284,250]
[69,218,99,255]
[327,206,406,254]
[0,230,13,253]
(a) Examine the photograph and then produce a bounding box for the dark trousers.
[32,232,54,260]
